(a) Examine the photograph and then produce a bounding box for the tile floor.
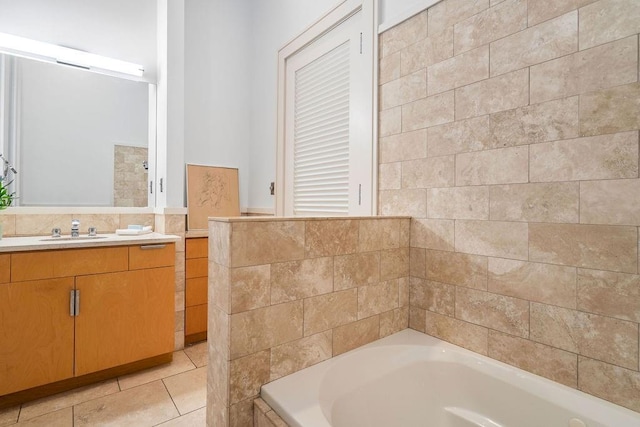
[0,342,209,427]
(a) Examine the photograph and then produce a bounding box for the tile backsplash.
[379,0,640,413]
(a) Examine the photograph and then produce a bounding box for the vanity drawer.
[186,258,207,279]
[129,243,175,270]
[11,247,128,282]
[0,254,9,283]
[186,238,208,259]
[185,304,207,335]
[186,277,208,307]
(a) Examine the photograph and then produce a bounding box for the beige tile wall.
[379,0,640,412]
[206,217,410,426]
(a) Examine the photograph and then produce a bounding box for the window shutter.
[293,41,350,216]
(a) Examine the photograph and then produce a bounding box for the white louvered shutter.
[293,41,350,216]
[280,4,373,216]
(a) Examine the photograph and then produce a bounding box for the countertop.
[0,232,181,253]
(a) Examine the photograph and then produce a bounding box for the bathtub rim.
[260,328,640,427]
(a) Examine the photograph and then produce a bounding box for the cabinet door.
[0,278,75,395]
[74,267,174,376]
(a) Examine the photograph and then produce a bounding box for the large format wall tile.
[489,182,580,223]
[379,106,401,137]
[529,223,638,273]
[427,46,489,95]
[488,331,578,387]
[230,301,303,358]
[456,146,528,186]
[269,331,332,381]
[579,83,640,136]
[380,10,428,58]
[577,269,640,322]
[402,156,455,188]
[358,280,400,318]
[303,290,358,336]
[402,91,455,131]
[455,220,528,260]
[379,189,427,217]
[400,27,453,76]
[380,69,427,110]
[529,132,639,182]
[379,51,400,85]
[527,0,597,27]
[530,303,639,369]
[304,220,358,257]
[334,252,380,290]
[410,218,455,251]
[453,0,527,54]
[379,129,427,163]
[455,287,530,337]
[332,316,380,355]
[578,357,640,412]
[490,11,577,76]
[530,36,638,104]
[428,0,489,36]
[427,186,489,220]
[410,278,455,316]
[380,248,410,281]
[488,258,577,308]
[488,97,580,147]
[579,0,640,50]
[231,221,304,267]
[229,350,270,405]
[270,257,333,304]
[425,250,488,290]
[359,218,404,252]
[580,179,640,226]
[423,310,489,355]
[455,69,529,119]
[427,116,491,157]
[230,265,270,314]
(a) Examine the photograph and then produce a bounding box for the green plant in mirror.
[0,154,16,210]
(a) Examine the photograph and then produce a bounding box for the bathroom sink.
[40,236,109,242]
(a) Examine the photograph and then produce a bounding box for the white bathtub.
[261,329,640,427]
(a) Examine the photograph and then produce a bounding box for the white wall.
[378,0,441,32]
[18,58,148,206]
[0,0,157,80]
[183,0,252,210]
[247,0,342,210]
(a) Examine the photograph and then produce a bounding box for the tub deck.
[261,329,640,427]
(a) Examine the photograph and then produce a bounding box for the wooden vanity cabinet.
[185,237,208,344]
[0,277,75,396]
[0,242,175,398]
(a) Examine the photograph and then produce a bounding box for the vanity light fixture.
[0,32,144,78]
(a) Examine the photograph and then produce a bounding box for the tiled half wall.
[379,0,640,415]
[206,217,410,426]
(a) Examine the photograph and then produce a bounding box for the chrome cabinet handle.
[140,244,166,250]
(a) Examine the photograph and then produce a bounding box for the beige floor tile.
[155,407,206,427]
[19,380,119,421]
[74,380,178,427]
[118,351,195,390]
[0,406,19,427]
[183,341,208,368]
[163,367,207,415]
[17,407,72,426]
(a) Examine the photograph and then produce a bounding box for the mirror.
[0,53,153,207]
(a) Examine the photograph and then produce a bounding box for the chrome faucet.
[71,219,80,238]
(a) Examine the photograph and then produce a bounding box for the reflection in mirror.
[0,53,152,207]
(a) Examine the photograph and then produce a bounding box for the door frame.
[275,0,378,216]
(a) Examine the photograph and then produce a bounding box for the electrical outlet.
[269,182,275,195]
